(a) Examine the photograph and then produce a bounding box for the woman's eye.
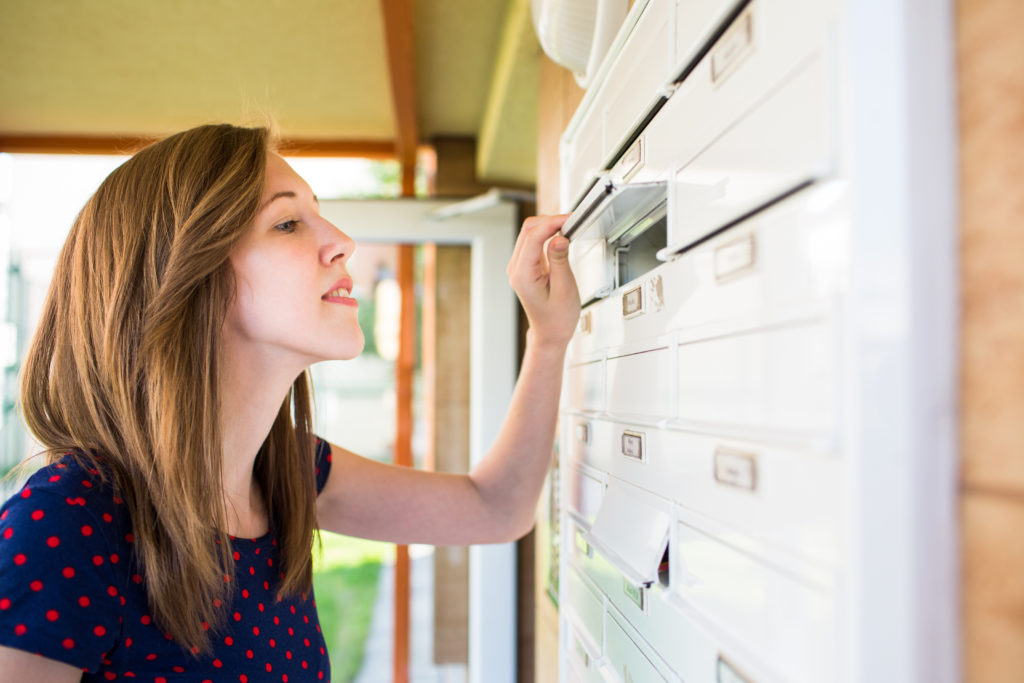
[274,219,299,233]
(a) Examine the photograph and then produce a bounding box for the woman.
[0,124,579,680]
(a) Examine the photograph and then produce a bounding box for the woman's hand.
[506,214,581,349]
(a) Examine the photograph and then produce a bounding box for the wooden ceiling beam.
[0,134,400,159]
[380,0,419,196]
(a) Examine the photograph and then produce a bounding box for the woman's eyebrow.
[259,191,319,212]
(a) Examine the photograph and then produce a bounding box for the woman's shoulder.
[0,452,128,537]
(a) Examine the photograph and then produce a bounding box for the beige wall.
[533,0,1024,679]
[958,0,1024,679]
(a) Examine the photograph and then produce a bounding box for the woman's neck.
[218,340,307,537]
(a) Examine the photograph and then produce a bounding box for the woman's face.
[224,153,364,368]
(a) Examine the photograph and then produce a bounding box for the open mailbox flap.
[563,177,667,243]
[583,477,671,588]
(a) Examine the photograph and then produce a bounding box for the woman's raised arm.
[315,214,579,544]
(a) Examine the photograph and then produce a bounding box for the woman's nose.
[322,221,356,265]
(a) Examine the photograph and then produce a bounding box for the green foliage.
[312,560,382,683]
[311,532,391,682]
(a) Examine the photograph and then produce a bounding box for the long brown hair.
[18,124,319,654]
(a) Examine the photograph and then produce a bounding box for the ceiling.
[0,0,540,185]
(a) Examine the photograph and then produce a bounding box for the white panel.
[666,56,833,253]
[586,477,671,587]
[564,464,606,527]
[660,182,848,338]
[671,517,838,682]
[567,416,614,473]
[605,424,843,567]
[604,607,672,682]
[673,0,746,78]
[606,346,672,420]
[565,565,606,659]
[565,358,606,412]
[561,0,675,208]
[676,318,836,438]
[599,0,674,158]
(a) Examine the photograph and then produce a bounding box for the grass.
[312,532,393,683]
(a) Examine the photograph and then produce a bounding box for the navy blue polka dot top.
[0,438,334,682]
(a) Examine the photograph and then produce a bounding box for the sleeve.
[314,436,333,495]
[0,489,121,672]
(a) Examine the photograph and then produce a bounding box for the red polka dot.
[48,475,60,483]
[248,566,255,576]
[140,615,151,625]
[266,663,272,673]
[13,554,26,566]
[110,553,120,564]
[258,603,265,612]
[213,659,223,668]
[240,676,248,683]
[173,666,184,673]
[92,555,104,566]
[286,650,292,659]
[318,672,323,680]
[269,638,276,648]
[233,551,241,561]
[233,612,241,622]
[81,525,93,536]
[241,589,249,599]
[125,533,134,543]
[62,638,74,649]
[125,637,132,647]
[14,624,26,636]
[201,621,210,631]
[62,566,75,579]
[29,580,43,592]
[253,626,260,636]
[103,673,115,681]
[132,574,143,584]
[79,596,90,607]
[46,609,58,621]
[155,678,166,683]
[246,649,254,659]
[146,653,157,661]
[82,480,92,488]
[107,586,118,597]
[224,636,233,646]
[20,488,31,498]
[46,536,60,548]
[283,676,288,682]
[30,510,44,521]
[302,661,308,669]
[213,599,222,608]
[102,513,113,523]
[0,598,9,610]
[273,616,280,626]
[94,625,106,637]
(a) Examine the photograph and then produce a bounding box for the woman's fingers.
[507,214,550,277]
[509,215,569,290]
